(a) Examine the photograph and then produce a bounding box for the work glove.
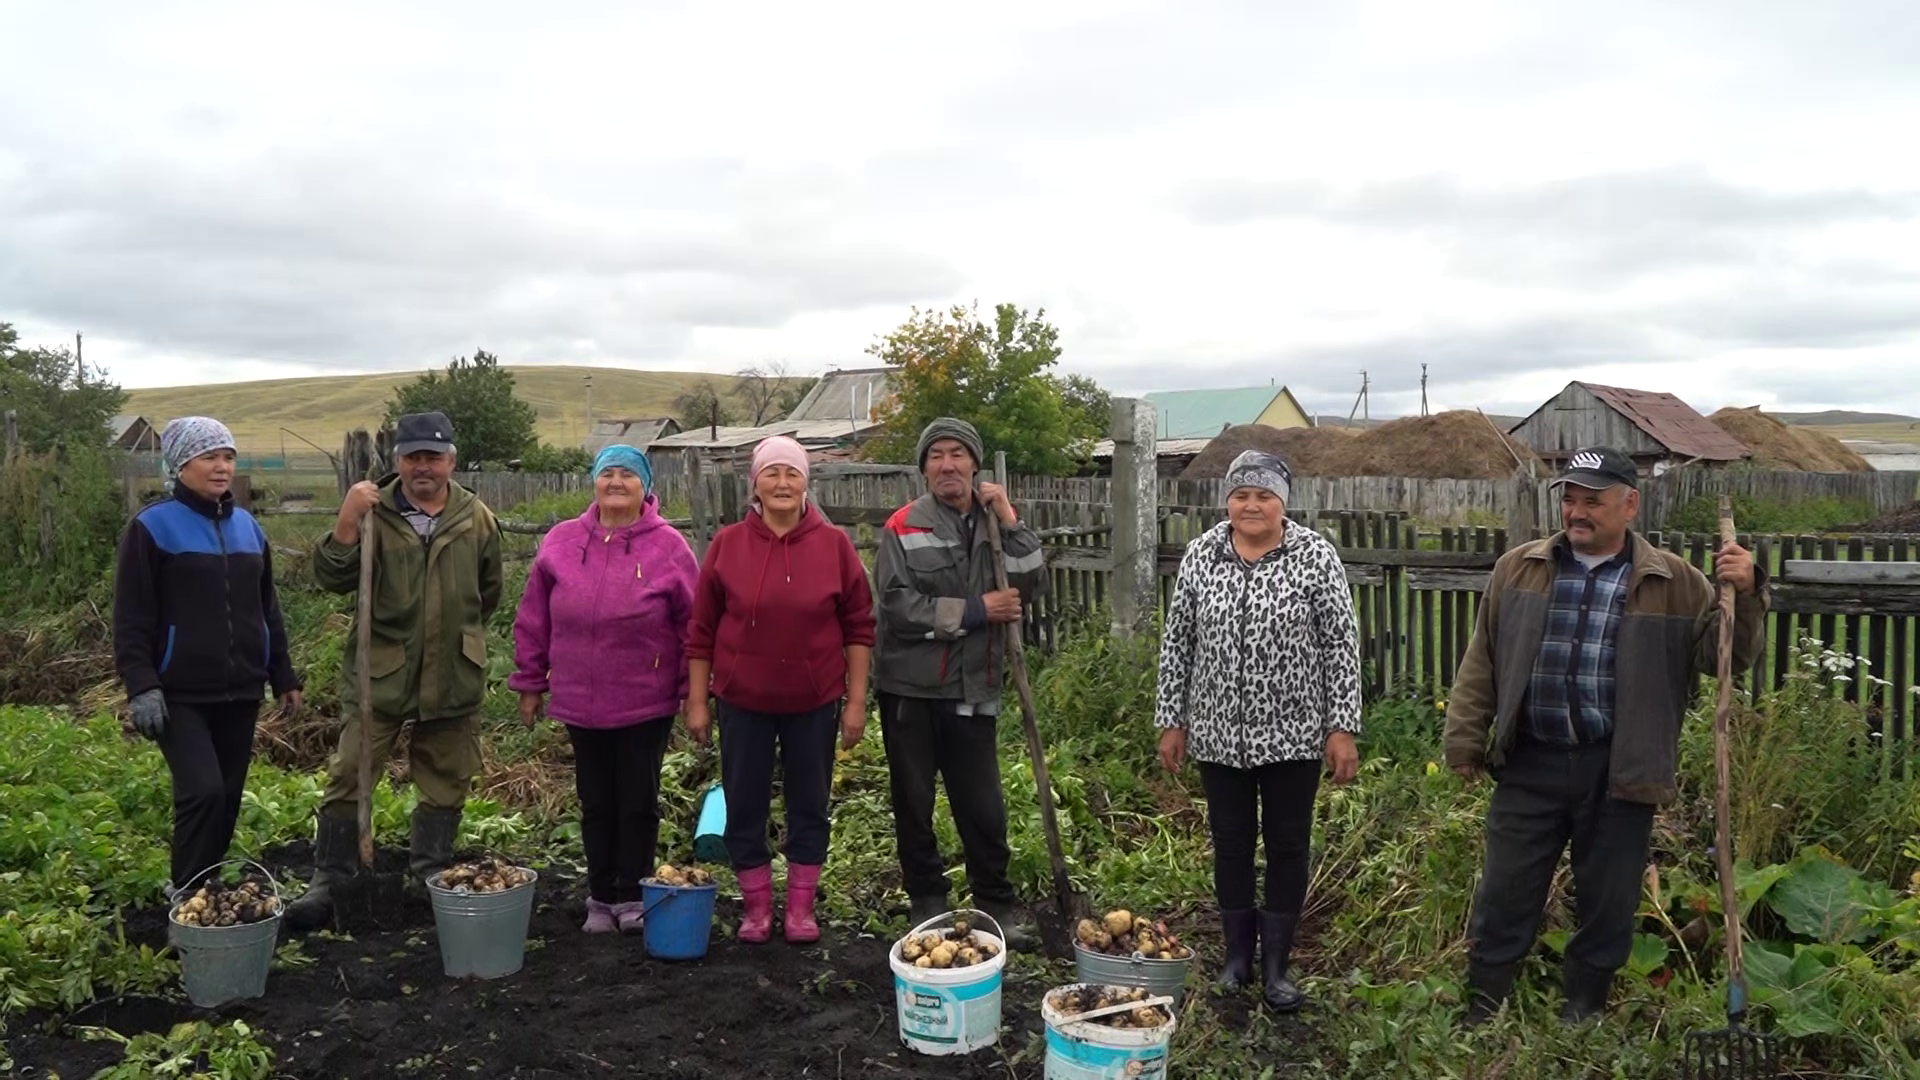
[130,689,168,741]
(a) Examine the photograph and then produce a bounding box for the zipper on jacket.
[216,514,235,690]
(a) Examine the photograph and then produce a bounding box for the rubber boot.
[284,813,358,933]
[1560,959,1613,1025]
[1259,910,1304,1012]
[1215,908,1257,989]
[1462,960,1518,1028]
[784,864,822,944]
[408,805,462,886]
[979,901,1038,953]
[738,864,775,943]
[908,894,949,929]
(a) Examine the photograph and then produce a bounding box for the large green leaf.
[1767,856,1875,944]
[1745,943,1844,1037]
[1627,933,1669,977]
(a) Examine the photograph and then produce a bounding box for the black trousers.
[158,698,260,889]
[1198,759,1322,914]
[1467,738,1654,981]
[879,694,1014,907]
[566,719,673,903]
[719,699,840,869]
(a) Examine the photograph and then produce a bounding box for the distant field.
[124,365,741,466]
[1794,419,1920,443]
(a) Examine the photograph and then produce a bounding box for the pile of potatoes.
[436,857,534,894]
[171,879,280,927]
[648,863,714,887]
[899,915,1004,970]
[1075,909,1193,960]
[1047,984,1171,1029]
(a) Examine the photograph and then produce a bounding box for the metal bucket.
[168,860,283,1008]
[1073,944,1194,1009]
[426,867,538,979]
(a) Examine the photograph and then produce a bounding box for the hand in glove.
[130,689,168,741]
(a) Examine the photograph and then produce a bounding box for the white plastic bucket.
[888,909,1007,1056]
[1042,983,1177,1080]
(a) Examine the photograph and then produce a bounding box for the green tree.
[517,442,593,473]
[383,350,538,467]
[1060,374,1112,443]
[673,378,738,431]
[732,361,818,425]
[864,302,1105,475]
[0,323,128,453]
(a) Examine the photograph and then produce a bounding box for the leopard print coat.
[1154,520,1363,769]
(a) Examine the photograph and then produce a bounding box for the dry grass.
[1709,406,1873,471]
[1184,411,1540,480]
[124,364,743,467]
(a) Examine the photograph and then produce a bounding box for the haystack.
[1188,411,1539,480]
[1183,424,1356,478]
[1708,407,1872,472]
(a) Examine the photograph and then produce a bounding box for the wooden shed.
[1507,381,1750,475]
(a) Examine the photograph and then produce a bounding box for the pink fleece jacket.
[509,497,699,728]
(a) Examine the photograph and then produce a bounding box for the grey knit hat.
[1224,449,1292,505]
[915,417,986,471]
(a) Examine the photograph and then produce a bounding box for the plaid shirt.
[1524,541,1634,745]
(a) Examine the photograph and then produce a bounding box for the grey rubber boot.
[283,813,359,933]
[409,805,463,885]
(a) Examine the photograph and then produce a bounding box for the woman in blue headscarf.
[112,417,304,898]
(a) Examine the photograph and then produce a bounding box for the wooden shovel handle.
[1711,496,1745,1008]
[355,510,378,867]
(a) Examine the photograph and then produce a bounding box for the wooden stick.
[1712,495,1746,1015]
[355,510,379,867]
[985,508,1078,919]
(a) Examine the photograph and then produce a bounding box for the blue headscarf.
[591,445,654,494]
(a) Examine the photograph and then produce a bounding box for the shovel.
[354,510,379,868]
[984,508,1086,925]
[1683,497,1780,1080]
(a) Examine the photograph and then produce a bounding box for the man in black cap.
[873,417,1049,948]
[1444,446,1768,1025]
[286,411,504,930]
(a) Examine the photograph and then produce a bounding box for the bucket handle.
[1054,993,1176,1027]
[175,858,283,905]
[906,907,1004,946]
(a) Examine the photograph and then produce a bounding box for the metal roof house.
[784,367,896,436]
[109,415,161,453]
[1507,381,1751,473]
[1142,385,1313,439]
[583,417,680,455]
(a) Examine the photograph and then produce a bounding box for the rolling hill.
[123,365,742,466]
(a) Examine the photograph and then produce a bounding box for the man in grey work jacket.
[1444,446,1767,1025]
[873,417,1049,949]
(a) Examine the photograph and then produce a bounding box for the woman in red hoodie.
[686,436,876,944]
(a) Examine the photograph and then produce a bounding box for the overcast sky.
[4,0,1917,418]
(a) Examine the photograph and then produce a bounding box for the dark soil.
[8,845,1067,1080]
[1856,500,1920,534]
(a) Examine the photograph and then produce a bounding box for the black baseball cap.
[1553,446,1638,490]
[395,411,457,457]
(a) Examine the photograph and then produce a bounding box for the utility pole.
[1420,363,1429,418]
[75,333,84,385]
[1347,370,1370,426]
[584,373,594,439]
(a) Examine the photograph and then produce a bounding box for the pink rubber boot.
[784,864,822,944]
[738,864,774,943]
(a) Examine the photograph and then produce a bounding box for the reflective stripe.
[1005,548,1045,574]
[898,531,959,550]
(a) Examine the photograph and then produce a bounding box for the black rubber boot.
[283,813,359,933]
[908,894,949,929]
[1215,908,1257,989]
[1462,961,1518,1028]
[979,901,1038,953]
[1560,959,1613,1025]
[1259,909,1304,1011]
[409,805,463,885]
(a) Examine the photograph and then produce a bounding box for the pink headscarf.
[750,436,811,505]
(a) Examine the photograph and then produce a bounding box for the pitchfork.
[1682,497,1780,1080]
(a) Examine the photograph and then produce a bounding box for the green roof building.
[1141,385,1313,439]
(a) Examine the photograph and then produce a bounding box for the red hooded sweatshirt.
[687,503,877,714]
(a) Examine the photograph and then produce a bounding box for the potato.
[950,917,972,937]
[928,942,957,969]
[955,947,982,967]
[914,955,934,969]
[901,938,925,962]
[980,940,1001,958]
[1102,909,1134,937]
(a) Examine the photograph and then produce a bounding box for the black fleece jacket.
[112,485,300,704]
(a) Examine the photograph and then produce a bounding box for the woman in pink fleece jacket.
[510,445,699,935]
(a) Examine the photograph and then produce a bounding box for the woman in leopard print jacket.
[1154,449,1362,1012]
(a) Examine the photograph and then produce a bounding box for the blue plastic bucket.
[1042,984,1177,1080]
[890,909,1007,1056]
[641,881,718,960]
[693,784,729,864]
